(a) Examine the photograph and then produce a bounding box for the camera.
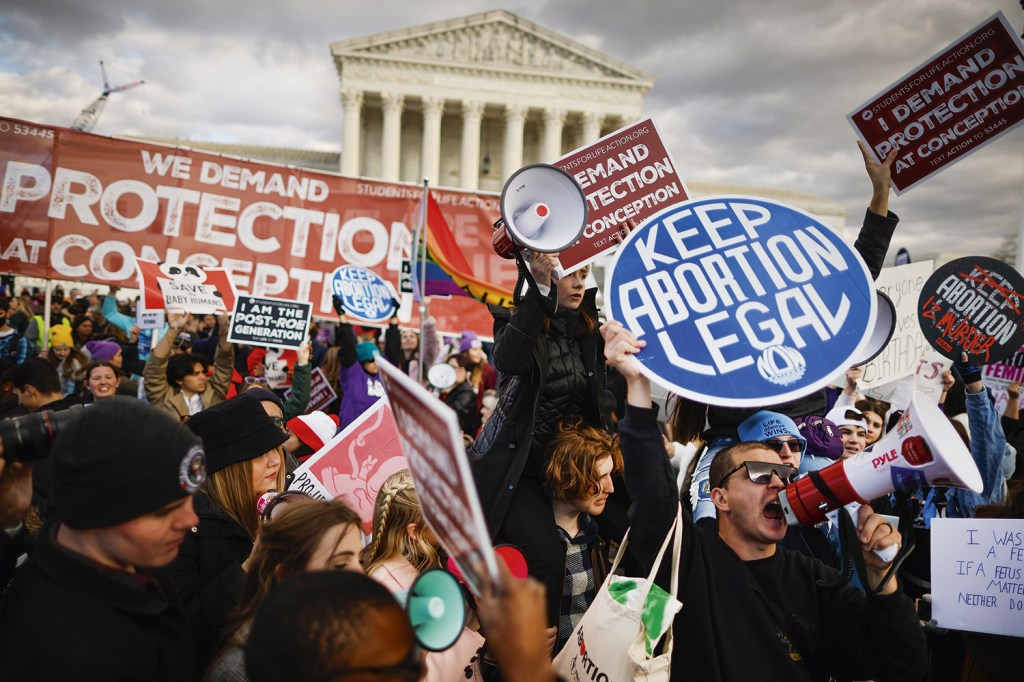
[0,406,84,462]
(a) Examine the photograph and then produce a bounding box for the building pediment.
[331,10,652,86]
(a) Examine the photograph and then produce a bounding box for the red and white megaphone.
[491,163,588,265]
[778,392,982,527]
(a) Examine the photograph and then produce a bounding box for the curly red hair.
[543,420,622,503]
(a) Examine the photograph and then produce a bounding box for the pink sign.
[289,400,408,533]
[848,11,1024,194]
[554,119,688,272]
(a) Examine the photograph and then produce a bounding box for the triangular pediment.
[331,10,652,84]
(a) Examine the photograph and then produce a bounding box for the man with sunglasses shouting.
[601,320,927,682]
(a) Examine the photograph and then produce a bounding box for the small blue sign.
[329,265,396,322]
[608,196,876,407]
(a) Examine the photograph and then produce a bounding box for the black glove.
[953,356,982,385]
[389,298,401,318]
[331,295,345,317]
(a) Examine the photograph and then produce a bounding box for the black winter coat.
[166,491,251,667]
[0,525,196,681]
[470,285,608,538]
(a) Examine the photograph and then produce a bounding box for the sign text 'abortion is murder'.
[608,197,875,407]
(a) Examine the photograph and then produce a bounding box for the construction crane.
[69,60,144,132]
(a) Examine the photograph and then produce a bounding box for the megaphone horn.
[778,392,982,526]
[398,568,467,652]
[492,164,588,259]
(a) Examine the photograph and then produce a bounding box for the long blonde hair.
[319,346,341,387]
[361,469,439,575]
[203,449,286,540]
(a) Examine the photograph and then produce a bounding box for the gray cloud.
[0,0,1022,263]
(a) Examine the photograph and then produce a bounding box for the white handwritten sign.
[931,518,1024,637]
[860,261,934,389]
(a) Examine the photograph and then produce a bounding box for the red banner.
[848,11,1024,194]
[0,116,518,336]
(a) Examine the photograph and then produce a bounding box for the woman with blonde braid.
[363,469,484,681]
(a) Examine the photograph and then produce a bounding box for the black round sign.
[918,256,1024,364]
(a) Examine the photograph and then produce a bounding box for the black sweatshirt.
[620,403,928,682]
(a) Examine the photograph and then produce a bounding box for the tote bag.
[552,504,683,682]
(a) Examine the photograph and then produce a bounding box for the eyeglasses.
[259,490,310,522]
[843,409,865,421]
[717,461,798,489]
[244,376,269,385]
[322,644,425,681]
[764,438,806,454]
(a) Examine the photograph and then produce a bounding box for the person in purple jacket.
[333,296,387,430]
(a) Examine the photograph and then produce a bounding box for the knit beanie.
[188,396,288,474]
[50,325,73,348]
[459,330,481,353]
[737,410,806,449]
[356,341,379,364]
[286,412,341,452]
[84,340,121,362]
[50,398,206,530]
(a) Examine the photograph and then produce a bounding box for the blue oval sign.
[607,196,876,407]
[329,265,395,322]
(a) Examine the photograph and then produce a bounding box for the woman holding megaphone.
[470,249,612,633]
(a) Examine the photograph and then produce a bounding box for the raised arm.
[601,321,679,571]
[854,141,899,280]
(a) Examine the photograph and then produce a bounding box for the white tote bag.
[552,504,683,682]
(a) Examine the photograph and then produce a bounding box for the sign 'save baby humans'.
[608,196,876,407]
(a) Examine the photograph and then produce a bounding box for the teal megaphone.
[395,568,467,652]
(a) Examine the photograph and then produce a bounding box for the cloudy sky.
[2,0,1023,263]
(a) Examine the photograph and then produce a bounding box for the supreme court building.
[143,9,845,229]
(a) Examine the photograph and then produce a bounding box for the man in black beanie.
[0,397,206,681]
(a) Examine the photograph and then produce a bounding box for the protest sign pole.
[417,177,430,385]
[42,279,52,351]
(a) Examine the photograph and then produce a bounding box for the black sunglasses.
[763,438,806,454]
[717,461,798,489]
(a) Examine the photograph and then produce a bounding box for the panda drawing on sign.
[156,262,227,314]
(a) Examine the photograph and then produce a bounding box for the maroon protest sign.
[848,11,1024,194]
[918,256,1024,364]
[554,119,687,272]
[378,357,499,596]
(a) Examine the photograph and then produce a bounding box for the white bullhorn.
[778,391,982,527]
[491,164,588,265]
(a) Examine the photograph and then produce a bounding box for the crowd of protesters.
[0,141,1022,682]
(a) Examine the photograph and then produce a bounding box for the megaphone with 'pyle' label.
[778,392,982,527]
[492,164,588,263]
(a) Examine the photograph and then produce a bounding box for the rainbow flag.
[411,192,515,307]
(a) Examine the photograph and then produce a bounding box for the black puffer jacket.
[470,285,609,537]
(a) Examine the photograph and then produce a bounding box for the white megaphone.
[778,391,983,527]
[395,568,467,652]
[851,290,897,365]
[491,164,588,268]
